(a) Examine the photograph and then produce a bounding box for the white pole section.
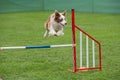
[86,36,89,68]
[92,40,95,67]
[51,44,75,48]
[80,31,82,68]
[0,46,25,50]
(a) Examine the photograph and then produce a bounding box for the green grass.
[0,11,120,80]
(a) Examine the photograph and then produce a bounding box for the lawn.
[0,11,120,80]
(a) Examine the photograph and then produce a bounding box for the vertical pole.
[71,9,77,72]
[86,36,89,68]
[92,40,95,67]
[98,43,102,70]
[80,31,82,68]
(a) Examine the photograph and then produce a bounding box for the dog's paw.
[59,32,64,36]
[56,32,64,36]
[49,31,56,36]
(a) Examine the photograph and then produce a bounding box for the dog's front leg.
[49,30,57,36]
[48,26,57,36]
[56,30,64,36]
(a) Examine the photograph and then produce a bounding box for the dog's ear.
[55,10,60,17]
[62,10,66,16]
[55,10,58,13]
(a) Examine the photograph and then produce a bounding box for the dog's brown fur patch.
[45,17,50,31]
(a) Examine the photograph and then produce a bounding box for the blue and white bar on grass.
[0,44,76,50]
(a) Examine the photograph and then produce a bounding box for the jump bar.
[0,44,76,50]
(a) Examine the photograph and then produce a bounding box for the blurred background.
[0,0,120,80]
[0,0,120,14]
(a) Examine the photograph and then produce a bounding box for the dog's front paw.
[60,32,64,36]
[49,31,56,36]
[56,32,64,36]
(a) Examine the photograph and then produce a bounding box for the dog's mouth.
[59,23,66,27]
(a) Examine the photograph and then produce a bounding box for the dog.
[44,10,67,37]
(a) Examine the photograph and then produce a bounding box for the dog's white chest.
[52,23,62,32]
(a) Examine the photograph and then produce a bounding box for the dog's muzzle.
[60,23,67,27]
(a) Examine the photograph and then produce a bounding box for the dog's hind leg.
[44,30,49,38]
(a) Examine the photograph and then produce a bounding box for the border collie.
[44,10,67,37]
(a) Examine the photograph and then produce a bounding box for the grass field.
[0,11,120,80]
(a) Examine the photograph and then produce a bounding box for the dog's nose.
[65,23,67,25]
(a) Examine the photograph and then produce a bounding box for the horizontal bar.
[26,45,50,49]
[69,66,101,73]
[51,44,75,48]
[76,66,101,71]
[0,44,76,50]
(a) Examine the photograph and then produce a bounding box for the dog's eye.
[60,18,63,21]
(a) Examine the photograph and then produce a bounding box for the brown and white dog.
[44,10,67,37]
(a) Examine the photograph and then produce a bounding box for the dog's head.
[54,10,67,27]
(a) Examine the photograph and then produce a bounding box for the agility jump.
[0,9,102,73]
[71,9,102,72]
